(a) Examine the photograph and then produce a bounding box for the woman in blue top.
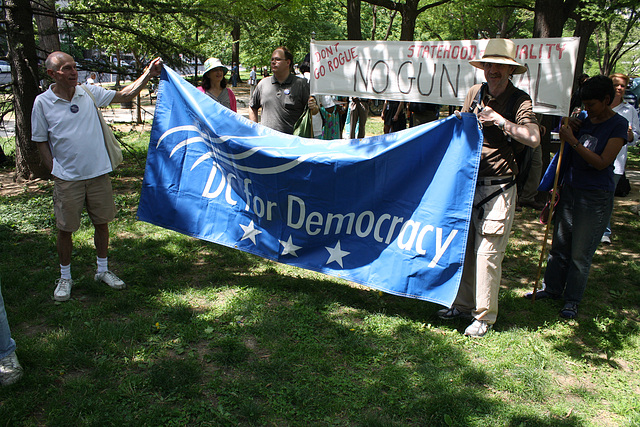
[528,75,628,319]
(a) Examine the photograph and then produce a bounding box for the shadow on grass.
[3,156,637,424]
[498,203,640,366]
[0,216,585,425]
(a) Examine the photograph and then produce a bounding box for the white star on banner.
[239,220,262,245]
[325,241,350,268]
[279,235,302,257]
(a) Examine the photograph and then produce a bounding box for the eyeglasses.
[271,57,285,63]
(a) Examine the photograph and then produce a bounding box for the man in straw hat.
[437,38,541,337]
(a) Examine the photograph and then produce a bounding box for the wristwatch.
[571,140,580,148]
[497,118,506,130]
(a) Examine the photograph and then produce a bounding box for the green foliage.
[415,0,535,41]
[61,0,206,70]
[0,192,56,232]
[575,1,640,76]
[364,4,398,41]
[59,0,346,72]
[238,0,345,68]
[34,0,640,81]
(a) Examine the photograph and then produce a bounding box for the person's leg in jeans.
[602,173,621,243]
[542,186,574,297]
[563,187,613,306]
[0,282,16,360]
[0,280,23,386]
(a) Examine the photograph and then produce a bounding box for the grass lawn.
[0,131,639,426]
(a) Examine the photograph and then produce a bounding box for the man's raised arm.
[111,57,163,104]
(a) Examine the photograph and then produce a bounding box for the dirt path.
[0,173,50,196]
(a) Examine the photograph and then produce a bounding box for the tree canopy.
[1,0,639,178]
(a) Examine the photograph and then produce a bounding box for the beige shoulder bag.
[81,84,123,169]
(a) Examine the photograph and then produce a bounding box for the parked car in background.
[0,60,11,73]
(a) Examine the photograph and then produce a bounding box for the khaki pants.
[453,177,516,324]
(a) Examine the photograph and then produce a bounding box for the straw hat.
[469,39,527,75]
[203,58,228,76]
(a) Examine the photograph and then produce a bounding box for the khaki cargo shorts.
[53,174,116,232]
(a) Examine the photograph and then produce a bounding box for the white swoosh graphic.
[158,126,353,175]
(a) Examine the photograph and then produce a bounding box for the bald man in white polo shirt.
[31,51,162,302]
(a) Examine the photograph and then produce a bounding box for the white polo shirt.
[612,101,640,175]
[31,84,116,181]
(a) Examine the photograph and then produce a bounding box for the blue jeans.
[543,184,614,305]
[0,281,16,359]
[603,174,622,238]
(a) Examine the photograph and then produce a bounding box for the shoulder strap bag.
[81,84,123,169]
[293,106,314,138]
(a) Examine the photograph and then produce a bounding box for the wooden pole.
[531,117,569,302]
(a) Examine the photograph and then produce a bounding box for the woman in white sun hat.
[197,57,237,112]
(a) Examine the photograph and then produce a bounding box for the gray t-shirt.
[249,73,310,134]
[205,87,231,110]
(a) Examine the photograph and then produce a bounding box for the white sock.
[60,264,72,280]
[96,257,108,274]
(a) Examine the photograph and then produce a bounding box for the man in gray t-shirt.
[249,47,310,134]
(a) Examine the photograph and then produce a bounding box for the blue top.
[567,113,628,192]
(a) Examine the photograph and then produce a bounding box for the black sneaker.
[559,303,578,319]
[524,290,562,300]
[437,307,472,320]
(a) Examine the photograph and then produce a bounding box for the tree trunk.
[497,9,513,38]
[383,10,397,41]
[597,10,639,76]
[398,0,417,41]
[573,19,598,84]
[347,0,362,40]
[115,49,122,88]
[370,5,377,40]
[136,93,142,124]
[533,0,565,38]
[532,0,579,180]
[32,0,60,61]
[231,23,242,83]
[600,23,612,76]
[132,50,143,123]
[5,0,50,180]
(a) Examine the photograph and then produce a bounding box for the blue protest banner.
[138,66,483,307]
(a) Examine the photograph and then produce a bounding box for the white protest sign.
[310,38,580,116]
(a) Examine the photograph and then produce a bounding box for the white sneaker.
[54,278,73,301]
[95,270,126,289]
[464,319,491,337]
[0,351,23,386]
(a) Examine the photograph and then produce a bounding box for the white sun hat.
[203,58,228,76]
